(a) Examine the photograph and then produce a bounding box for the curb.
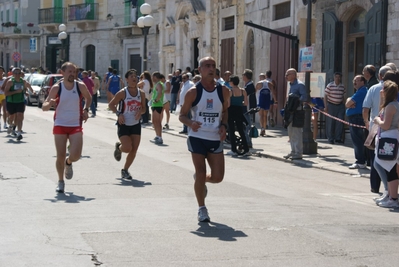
[155,126,369,178]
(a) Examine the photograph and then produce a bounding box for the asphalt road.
[0,105,398,267]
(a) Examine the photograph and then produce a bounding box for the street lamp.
[58,24,67,64]
[137,3,154,71]
[302,0,317,155]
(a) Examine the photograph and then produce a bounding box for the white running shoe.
[378,198,399,208]
[348,163,366,169]
[198,207,210,222]
[56,181,65,193]
[374,191,389,204]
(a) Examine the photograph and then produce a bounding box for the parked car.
[26,74,46,106]
[37,74,63,108]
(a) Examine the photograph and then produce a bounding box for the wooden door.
[130,54,142,74]
[322,12,342,84]
[364,0,387,69]
[86,45,96,71]
[220,38,234,73]
[270,26,291,125]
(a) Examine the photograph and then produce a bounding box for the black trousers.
[228,106,249,153]
[369,149,381,192]
[141,99,150,123]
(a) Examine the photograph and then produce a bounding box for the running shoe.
[56,181,65,193]
[17,133,23,141]
[7,125,12,135]
[348,163,366,169]
[3,122,7,129]
[374,191,389,204]
[155,137,163,145]
[121,169,132,180]
[163,123,169,130]
[198,207,210,222]
[378,198,399,208]
[64,161,73,180]
[114,142,122,161]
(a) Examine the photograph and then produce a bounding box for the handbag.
[250,125,259,138]
[364,123,378,150]
[377,137,398,160]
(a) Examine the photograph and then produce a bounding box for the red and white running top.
[54,81,82,127]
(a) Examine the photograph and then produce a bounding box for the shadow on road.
[44,192,96,203]
[190,221,247,242]
[115,177,152,187]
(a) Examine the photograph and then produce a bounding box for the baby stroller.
[233,107,260,155]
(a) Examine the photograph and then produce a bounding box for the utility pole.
[302,0,318,155]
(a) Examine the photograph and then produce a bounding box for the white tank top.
[120,87,142,126]
[257,80,270,104]
[54,81,81,127]
[189,84,223,141]
[0,79,5,94]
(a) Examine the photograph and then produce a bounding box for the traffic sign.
[12,52,21,62]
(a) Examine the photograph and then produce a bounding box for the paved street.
[0,99,398,267]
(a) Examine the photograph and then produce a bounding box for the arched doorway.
[346,9,366,95]
[85,45,96,71]
[245,30,254,70]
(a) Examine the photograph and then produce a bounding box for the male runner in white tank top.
[179,57,230,222]
[42,62,92,193]
[108,69,146,180]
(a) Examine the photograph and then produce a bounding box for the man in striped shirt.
[323,72,346,144]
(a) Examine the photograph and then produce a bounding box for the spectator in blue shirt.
[284,68,308,160]
[346,75,368,169]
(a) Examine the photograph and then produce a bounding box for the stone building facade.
[314,0,397,96]
[3,0,398,102]
[0,0,41,70]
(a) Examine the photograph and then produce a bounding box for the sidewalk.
[96,98,370,178]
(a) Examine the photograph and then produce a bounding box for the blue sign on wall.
[30,37,37,53]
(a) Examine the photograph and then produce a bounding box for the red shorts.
[53,126,83,135]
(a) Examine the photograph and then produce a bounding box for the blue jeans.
[90,97,96,116]
[348,114,365,164]
[244,113,252,147]
[170,93,178,112]
[326,102,345,141]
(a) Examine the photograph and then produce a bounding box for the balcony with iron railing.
[68,3,99,22]
[38,7,67,25]
[1,22,41,37]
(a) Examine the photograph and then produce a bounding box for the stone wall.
[386,0,399,64]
